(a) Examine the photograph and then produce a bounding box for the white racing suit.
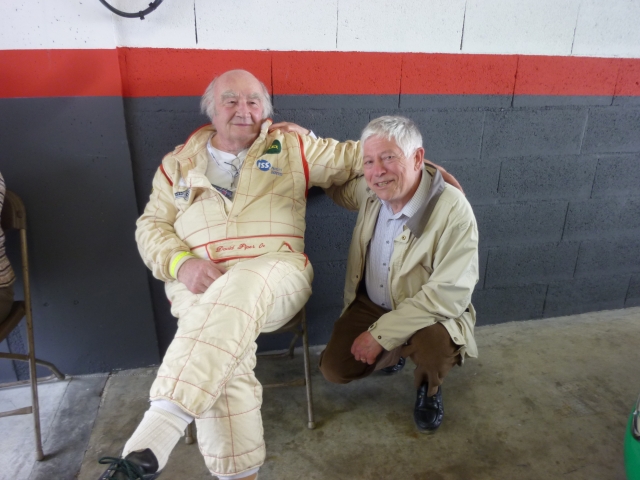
[135,121,361,477]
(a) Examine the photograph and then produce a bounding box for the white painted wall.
[0,0,115,49]
[572,0,640,57]
[337,0,466,53]
[0,0,638,57]
[462,0,580,56]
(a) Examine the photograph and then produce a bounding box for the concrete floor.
[2,307,639,480]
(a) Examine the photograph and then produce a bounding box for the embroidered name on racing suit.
[215,242,266,253]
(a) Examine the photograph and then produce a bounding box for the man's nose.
[372,159,386,176]
[235,101,250,116]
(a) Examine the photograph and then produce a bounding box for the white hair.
[360,116,423,158]
[200,70,273,122]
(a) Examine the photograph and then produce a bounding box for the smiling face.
[363,135,424,214]
[210,70,266,154]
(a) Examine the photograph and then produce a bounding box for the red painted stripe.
[272,51,402,95]
[0,49,121,98]
[117,48,271,97]
[616,59,640,97]
[1,48,640,98]
[402,53,518,95]
[514,55,619,96]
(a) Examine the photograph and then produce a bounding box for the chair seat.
[262,310,303,336]
[0,301,25,342]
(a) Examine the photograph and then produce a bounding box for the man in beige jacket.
[320,115,479,433]
[98,70,362,480]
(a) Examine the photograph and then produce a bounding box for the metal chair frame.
[184,307,315,444]
[0,190,65,461]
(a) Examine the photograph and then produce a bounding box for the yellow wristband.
[170,251,195,279]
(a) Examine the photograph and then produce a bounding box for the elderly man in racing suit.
[98,70,361,480]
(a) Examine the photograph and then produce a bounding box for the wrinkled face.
[363,135,423,213]
[211,71,265,147]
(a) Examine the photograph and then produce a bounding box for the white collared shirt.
[204,131,317,198]
[205,137,248,194]
[365,171,430,309]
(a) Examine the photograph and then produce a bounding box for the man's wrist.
[170,251,196,279]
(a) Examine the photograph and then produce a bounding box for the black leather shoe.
[381,356,405,375]
[413,383,444,433]
[98,448,161,479]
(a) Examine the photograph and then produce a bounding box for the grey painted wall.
[1,93,638,379]
[0,97,160,382]
[124,95,640,354]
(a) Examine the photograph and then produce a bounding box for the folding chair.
[184,306,315,444]
[0,190,65,461]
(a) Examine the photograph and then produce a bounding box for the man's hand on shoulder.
[351,331,384,365]
[426,160,465,195]
[268,122,310,136]
[177,258,226,294]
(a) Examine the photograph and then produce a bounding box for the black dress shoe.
[98,448,161,479]
[381,356,406,375]
[414,383,444,433]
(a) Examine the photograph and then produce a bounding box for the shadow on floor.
[3,307,640,480]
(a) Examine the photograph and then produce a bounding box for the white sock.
[150,399,194,424]
[122,404,191,471]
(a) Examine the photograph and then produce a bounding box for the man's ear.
[413,147,425,170]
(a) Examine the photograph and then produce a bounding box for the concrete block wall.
[444,107,640,324]
[0,0,639,374]
[281,101,640,328]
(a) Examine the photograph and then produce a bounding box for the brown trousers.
[319,292,461,396]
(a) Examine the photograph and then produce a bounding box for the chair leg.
[26,312,44,460]
[34,358,65,380]
[185,421,195,444]
[286,332,300,359]
[0,353,65,380]
[21,228,44,461]
[301,311,315,430]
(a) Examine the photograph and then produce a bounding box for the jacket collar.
[173,120,273,178]
[174,120,273,164]
[405,163,446,238]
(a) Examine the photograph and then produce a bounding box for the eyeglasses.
[224,160,240,179]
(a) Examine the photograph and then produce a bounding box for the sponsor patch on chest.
[257,159,271,171]
[264,140,282,154]
[174,188,191,201]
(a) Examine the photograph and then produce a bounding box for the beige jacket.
[136,121,362,281]
[326,165,479,359]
